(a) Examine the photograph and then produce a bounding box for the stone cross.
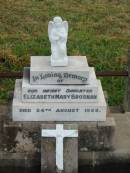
[41,124,78,171]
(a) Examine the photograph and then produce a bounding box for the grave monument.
[12,16,107,173]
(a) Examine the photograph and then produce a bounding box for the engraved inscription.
[19,109,31,112]
[56,108,79,112]
[23,94,97,100]
[23,87,98,101]
[18,107,102,113]
[85,108,101,112]
[32,72,88,83]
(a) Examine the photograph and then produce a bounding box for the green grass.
[0,0,130,105]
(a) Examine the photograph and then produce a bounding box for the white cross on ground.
[41,124,78,171]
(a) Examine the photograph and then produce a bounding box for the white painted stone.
[48,16,68,67]
[22,67,98,103]
[30,56,90,85]
[12,79,107,122]
[41,124,78,171]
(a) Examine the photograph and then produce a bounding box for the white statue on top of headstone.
[48,16,68,66]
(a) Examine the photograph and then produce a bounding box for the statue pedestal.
[30,56,90,85]
[51,56,68,66]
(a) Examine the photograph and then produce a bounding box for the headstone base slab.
[12,79,107,122]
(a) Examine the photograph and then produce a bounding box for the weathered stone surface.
[79,117,115,151]
[12,79,107,122]
[1,117,115,152]
[22,67,98,103]
[97,117,115,150]
[0,104,118,170]
[41,137,55,173]
[41,124,78,173]
[0,106,116,171]
[0,152,40,168]
[30,56,90,85]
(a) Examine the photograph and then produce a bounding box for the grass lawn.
[0,0,130,105]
